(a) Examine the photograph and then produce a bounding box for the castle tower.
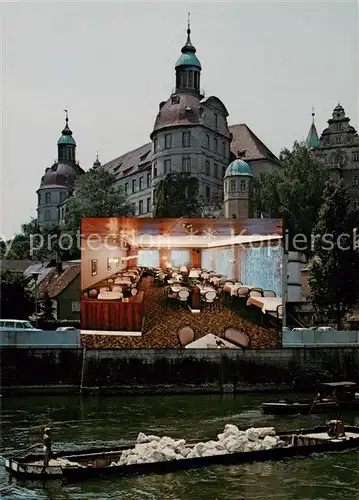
[37,112,84,229]
[224,158,254,218]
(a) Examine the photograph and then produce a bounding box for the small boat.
[5,425,359,482]
[262,381,359,415]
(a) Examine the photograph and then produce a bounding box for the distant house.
[0,260,42,274]
[36,264,81,320]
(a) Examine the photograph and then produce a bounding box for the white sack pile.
[110,425,285,467]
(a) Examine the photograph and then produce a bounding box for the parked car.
[282,327,291,332]
[292,327,317,331]
[56,326,77,331]
[316,326,336,332]
[0,320,42,331]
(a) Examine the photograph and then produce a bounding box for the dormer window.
[335,123,342,131]
[171,95,180,105]
[335,136,342,144]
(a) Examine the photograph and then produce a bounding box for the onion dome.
[39,163,78,188]
[225,159,253,178]
[57,111,76,146]
[175,16,201,70]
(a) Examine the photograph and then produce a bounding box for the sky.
[1,1,358,240]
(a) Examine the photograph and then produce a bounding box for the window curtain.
[201,248,213,271]
[213,247,234,278]
[170,249,191,267]
[137,249,160,268]
[239,244,282,295]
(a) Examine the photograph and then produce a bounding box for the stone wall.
[1,347,359,395]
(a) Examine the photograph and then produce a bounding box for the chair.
[202,290,217,312]
[224,328,251,350]
[215,287,223,311]
[112,285,122,292]
[131,288,138,296]
[178,289,190,308]
[263,290,276,297]
[276,304,283,319]
[99,287,107,294]
[178,326,195,348]
[249,289,263,298]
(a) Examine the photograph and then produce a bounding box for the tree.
[40,291,55,320]
[308,180,359,329]
[153,173,205,217]
[257,142,330,256]
[0,269,34,319]
[63,167,134,255]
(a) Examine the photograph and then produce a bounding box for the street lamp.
[31,272,40,328]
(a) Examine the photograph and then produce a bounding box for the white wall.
[81,242,126,290]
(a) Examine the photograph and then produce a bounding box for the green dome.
[57,134,76,146]
[225,159,253,178]
[175,52,201,69]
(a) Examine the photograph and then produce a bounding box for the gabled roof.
[229,124,280,164]
[0,260,40,273]
[37,264,80,298]
[102,142,152,181]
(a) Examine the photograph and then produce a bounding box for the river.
[0,393,358,499]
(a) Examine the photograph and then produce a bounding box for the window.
[240,180,246,191]
[147,197,151,213]
[182,157,191,173]
[214,112,218,128]
[188,71,193,87]
[206,186,210,199]
[225,181,228,193]
[206,134,210,149]
[45,209,50,221]
[164,159,171,174]
[153,162,157,178]
[182,131,191,147]
[353,176,359,187]
[45,192,51,203]
[107,258,111,271]
[139,200,144,214]
[335,123,342,131]
[165,134,172,149]
[230,179,236,191]
[132,179,136,193]
[125,182,128,195]
[353,152,359,162]
[38,193,41,205]
[335,136,342,144]
[72,301,81,312]
[214,164,218,178]
[139,176,143,190]
[205,160,210,176]
[214,137,218,153]
[60,191,66,203]
[147,172,151,186]
[222,142,226,156]
[154,138,158,152]
[91,259,98,276]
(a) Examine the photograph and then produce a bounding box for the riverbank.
[2,346,359,396]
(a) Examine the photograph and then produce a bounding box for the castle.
[37,23,359,230]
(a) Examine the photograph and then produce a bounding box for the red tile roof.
[37,264,80,298]
[229,124,280,164]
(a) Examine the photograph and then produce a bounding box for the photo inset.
[81,218,283,348]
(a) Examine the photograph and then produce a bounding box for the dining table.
[185,333,239,349]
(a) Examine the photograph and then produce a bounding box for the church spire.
[306,107,320,149]
[93,150,101,168]
[57,108,76,162]
[181,13,196,54]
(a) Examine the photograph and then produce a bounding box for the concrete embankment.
[1,347,359,396]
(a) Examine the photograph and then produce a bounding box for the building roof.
[38,162,85,190]
[225,159,253,178]
[102,122,279,181]
[229,124,280,164]
[152,93,202,136]
[1,260,41,273]
[306,122,320,148]
[175,52,201,69]
[37,263,80,298]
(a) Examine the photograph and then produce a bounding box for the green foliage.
[64,167,134,232]
[0,269,34,319]
[153,173,203,217]
[257,142,330,255]
[40,291,55,321]
[308,180,359,329]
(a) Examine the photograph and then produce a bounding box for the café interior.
[81,218,283,349]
